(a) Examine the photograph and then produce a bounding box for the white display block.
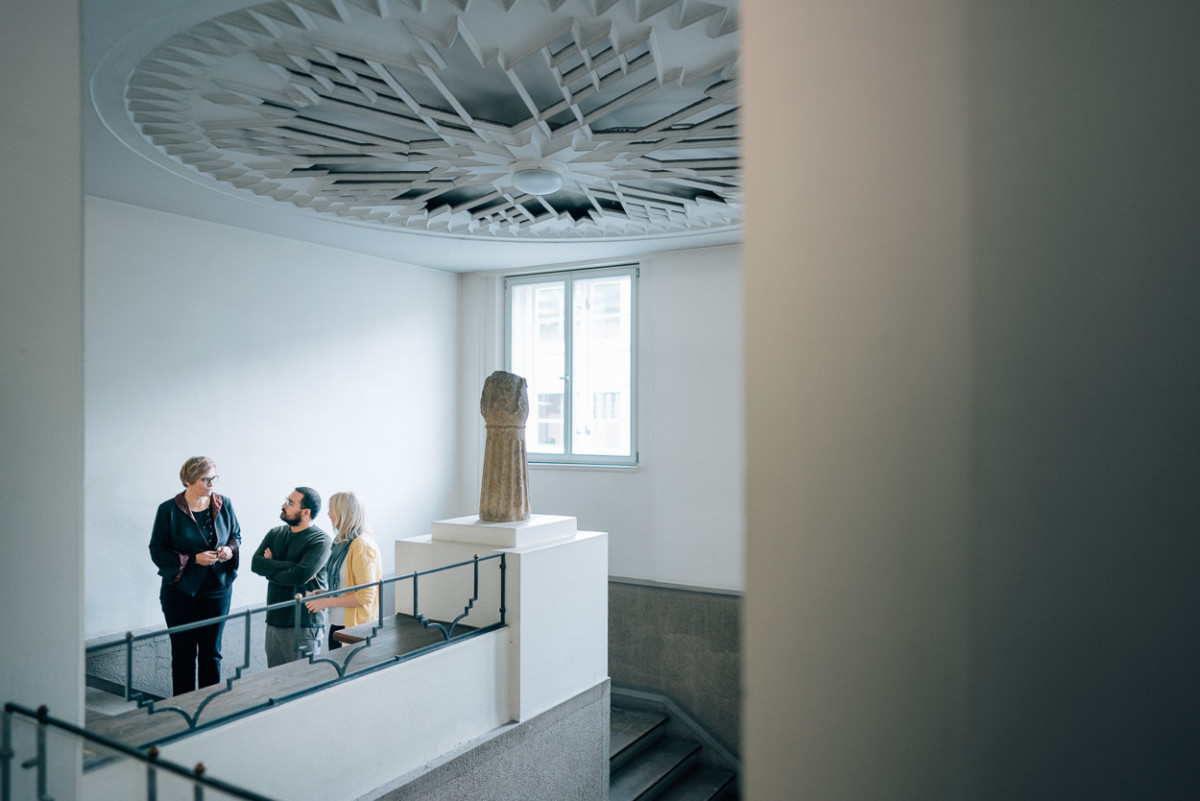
[431,513,578,547]
[397,523,609,722]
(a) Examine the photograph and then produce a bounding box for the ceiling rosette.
[117,0,741,240]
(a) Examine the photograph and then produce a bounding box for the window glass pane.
[508,266,636,464]
[511,281,565,455]
[571,275,632,456]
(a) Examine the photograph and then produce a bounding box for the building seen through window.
[507,265,637,465]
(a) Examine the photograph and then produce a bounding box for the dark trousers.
[160,582,232,697]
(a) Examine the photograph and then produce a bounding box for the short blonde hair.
[328,491,371,543]
[179,456,216,487]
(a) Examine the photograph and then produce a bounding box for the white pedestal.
[431,513,578,547]
[397,516,608,722]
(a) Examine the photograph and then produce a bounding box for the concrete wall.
[609,580,740,756]
[0,1,85,798]
[457,245,745,592]
[743,0,1200,799]
[84,198,461,638]
[366,682,609,801]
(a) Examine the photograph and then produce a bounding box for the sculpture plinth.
[478,370,531,523]
[431,514,578,548]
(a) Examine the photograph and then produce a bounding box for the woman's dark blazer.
[149,493,241,596]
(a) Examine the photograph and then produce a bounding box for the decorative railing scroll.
[412,554,506,640]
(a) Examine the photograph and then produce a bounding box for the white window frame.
[505,264,639,467]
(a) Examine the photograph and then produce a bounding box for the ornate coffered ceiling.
[96,0,740,242]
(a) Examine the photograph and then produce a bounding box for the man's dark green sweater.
[251,524,331,628]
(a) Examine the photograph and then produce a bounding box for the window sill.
[528,461,640,472]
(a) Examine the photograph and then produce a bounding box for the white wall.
[84,198,461,636]
[744,0,1200,799]
[0,3,85,798]
[457,245,745,592]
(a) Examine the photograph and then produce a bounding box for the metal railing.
[85,553,506,741]
[2,702,276,801]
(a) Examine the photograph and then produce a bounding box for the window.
[507,265,637,465]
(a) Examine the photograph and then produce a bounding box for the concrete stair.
[84,683,140,719]
[610,705,737,801]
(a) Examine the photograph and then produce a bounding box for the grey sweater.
[251,524,331,628]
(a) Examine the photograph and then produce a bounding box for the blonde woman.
[304,491,381,649]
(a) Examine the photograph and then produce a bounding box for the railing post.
[499,553,507,625]
[244,609,252,669]
[472,554,480,600]
[377,579,384,627]
[193,762,206,801]
[34,706,52,801]
[412,573,419,617]
[146,746,159,801]
[293,595,303,659]
[1,706,12,801]
[125,631,135,701]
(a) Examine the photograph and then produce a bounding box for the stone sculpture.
[479,370,531,523]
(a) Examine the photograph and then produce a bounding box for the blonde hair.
[179,456,216,487]
[328,491,371,544]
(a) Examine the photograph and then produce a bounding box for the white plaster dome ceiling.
[94,0,740,240]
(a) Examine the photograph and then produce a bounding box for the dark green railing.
[85,553,506,739]
[2,702,276,801]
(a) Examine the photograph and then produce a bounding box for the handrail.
[84,553,507,741]
[2,702,277,801]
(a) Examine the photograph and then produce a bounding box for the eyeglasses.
[200,476,219,486]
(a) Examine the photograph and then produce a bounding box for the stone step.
[611,706,669,767]
[610,737,700,801]
[655,765,736,801]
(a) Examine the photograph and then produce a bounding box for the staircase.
[610,701,738,801]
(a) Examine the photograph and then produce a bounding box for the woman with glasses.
[149,456,241,696]
[304,491,381,650]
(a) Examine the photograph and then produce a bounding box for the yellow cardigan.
[340,534,382,628]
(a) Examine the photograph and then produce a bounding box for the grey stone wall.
[608,579,741,755]
[361,681,610,801]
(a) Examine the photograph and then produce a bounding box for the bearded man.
[251,486,331,666]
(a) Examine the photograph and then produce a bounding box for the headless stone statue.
[479,370,531,522]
